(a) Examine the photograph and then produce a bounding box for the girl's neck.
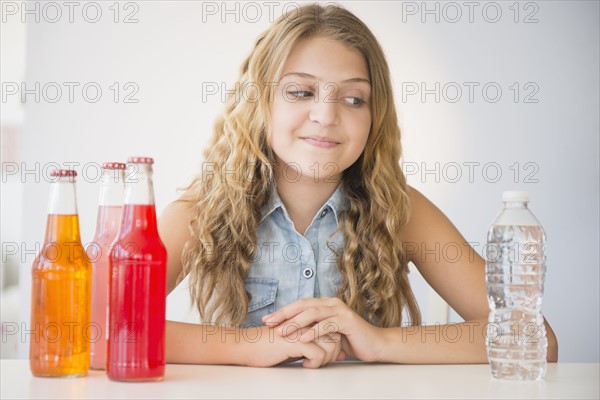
[275,166,341,235]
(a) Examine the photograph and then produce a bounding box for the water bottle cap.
[127,157,154,164]
[502,191,529,202]
[102,162,126,170]
[50,169,77,177]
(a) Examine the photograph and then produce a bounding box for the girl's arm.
[158,200,343,367]
[158,200,192,295]
[398,186,557,363]
[166,322,343,367]
[264,186,558,363]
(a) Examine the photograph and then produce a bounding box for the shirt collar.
[259,182,348,225]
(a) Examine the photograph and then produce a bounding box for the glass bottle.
[89,162,125,369]
[30,169,91,377]
[107,157,167,381]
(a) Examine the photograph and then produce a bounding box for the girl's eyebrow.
[281,72,371,85]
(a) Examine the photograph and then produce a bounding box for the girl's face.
[269,36,372,183]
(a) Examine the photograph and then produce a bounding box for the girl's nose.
[308,93,340,127]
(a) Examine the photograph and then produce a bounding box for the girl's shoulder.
[401,185,454,242]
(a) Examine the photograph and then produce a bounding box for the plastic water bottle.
[485,191,547,380]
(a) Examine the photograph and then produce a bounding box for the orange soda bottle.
[89,162,125,370]
[30,169,91,377]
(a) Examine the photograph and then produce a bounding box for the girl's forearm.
[376,317,558,364]
[376,317,490,364]
[165,320,247,365]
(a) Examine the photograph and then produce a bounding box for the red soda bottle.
[107,157,167,381]
[30,169,91,377]
[89,162,125,370]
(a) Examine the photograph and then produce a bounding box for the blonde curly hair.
[180,3,421,328]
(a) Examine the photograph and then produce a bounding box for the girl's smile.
[300,135,341,149]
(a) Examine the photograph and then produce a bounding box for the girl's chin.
[276,162,343,183]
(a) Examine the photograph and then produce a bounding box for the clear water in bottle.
[486,191,548,380]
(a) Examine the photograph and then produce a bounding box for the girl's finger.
[277,306,337,337]
[298,342,326,369]
[313,333,341,365]
[299,317,341,343]
[326,333,343,364]
[262,298,332,324]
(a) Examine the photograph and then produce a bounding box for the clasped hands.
[254,297,385,369]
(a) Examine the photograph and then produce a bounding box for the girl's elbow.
[544,319,558,362]
[546,332,558,363]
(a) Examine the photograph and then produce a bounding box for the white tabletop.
[1,360,598,399]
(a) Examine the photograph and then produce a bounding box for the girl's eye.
[287,90,314,99]
[342,96,366,106]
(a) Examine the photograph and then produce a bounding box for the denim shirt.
[242,183,347,328]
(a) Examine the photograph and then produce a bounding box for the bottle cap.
[102,162,127,170]
[127,157,154,164]
[50,169,77,177]
[502,191,529,202]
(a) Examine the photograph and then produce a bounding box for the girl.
[159,3,558,368]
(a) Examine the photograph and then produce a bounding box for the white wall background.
[1,1,598,362]
[0,0,27,359]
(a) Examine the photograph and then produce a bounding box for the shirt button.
[303,268,314,279]
[320,209,328,218]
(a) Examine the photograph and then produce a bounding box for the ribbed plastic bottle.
[107,157,167,381]
[89,162,125,370]
[485,191,547,380]
[30,169,91,377]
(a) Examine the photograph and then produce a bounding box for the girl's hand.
[262,297,385,362]
[313,331,346,364]
[241,326,344,368]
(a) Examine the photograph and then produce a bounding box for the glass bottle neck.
[45,177,81,242]
[93,169,124,239]
[98,169,125,206]
[118,163,157,236]
[45,215,82,242]
[47,177,78,215]
[124,164,155,205]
